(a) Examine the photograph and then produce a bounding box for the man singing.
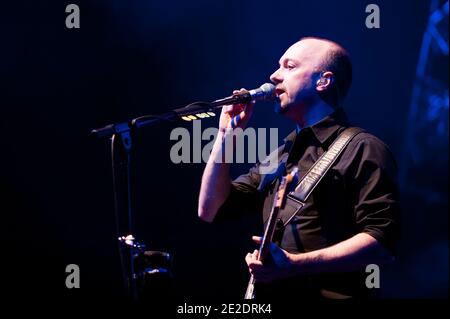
[197,37,399,299]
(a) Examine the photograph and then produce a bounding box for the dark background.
[1,0,447,308]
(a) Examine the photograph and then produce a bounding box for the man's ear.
[316,71,334,92]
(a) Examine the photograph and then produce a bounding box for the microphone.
[210,83,276,108]
[169,83,276,123]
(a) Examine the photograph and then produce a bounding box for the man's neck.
[296,102,336,130]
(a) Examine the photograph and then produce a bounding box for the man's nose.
[270,69,282,83]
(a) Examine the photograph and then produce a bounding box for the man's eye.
[287,64,295,70]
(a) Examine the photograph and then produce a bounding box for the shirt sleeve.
[349,135,400,253]
[213,162,264,223]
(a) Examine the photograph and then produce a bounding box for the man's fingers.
[248,263,274,283]
[245,253,252,265]
[245,250,260,263]
[244,100,255,117]
[246,250,276,283]
[233,88,247,94]
[224,104,245,115]
[246,236,286,284]
[252,236,262,244]
[245,252,257,263]
[223,88,254,129]
[248,260,264,270]
[237,104,252,123]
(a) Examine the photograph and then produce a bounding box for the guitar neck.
[258,206,281,261]
[258,171,292,261]
[244,168,298,299]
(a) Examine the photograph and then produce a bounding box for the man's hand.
[219,88,255,131]
[245,233,396,282]
[245,236,295,283]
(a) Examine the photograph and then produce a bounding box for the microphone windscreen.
[259,83,276,100]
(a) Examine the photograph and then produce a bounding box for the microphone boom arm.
[90,83,274,139]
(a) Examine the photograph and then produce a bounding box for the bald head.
[298,37,353,105]
[286,38,341,69]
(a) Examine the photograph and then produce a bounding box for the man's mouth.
[275,88,286,98]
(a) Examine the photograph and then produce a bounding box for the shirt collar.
[284,107,350,145]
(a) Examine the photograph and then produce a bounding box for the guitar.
[244,167,298,299]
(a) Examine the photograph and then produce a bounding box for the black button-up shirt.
[215,107,400,298]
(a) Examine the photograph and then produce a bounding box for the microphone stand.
[91,101,217,301]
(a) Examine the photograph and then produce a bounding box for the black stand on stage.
[91,101,217,301]
[90,84,273,300]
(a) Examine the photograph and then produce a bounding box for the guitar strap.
[263,127,365,231]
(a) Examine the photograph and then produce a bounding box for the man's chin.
[274,102,288,114]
